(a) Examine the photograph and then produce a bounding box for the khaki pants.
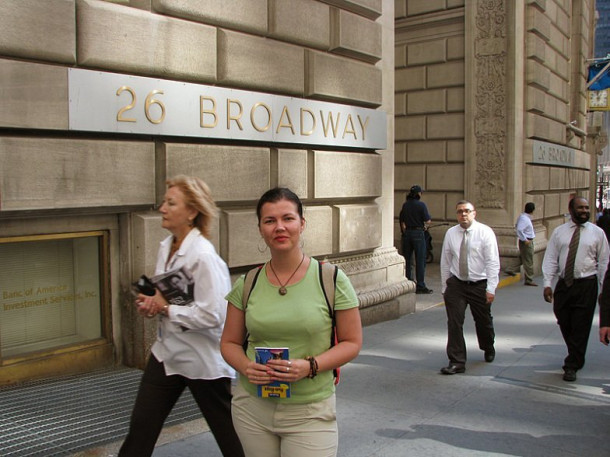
[231,382,338,457]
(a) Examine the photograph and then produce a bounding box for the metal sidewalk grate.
[0,367,202,456]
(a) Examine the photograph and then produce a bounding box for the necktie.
[564,225,580,287]
[459,229,469,279]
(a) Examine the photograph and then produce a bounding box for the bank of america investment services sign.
[68,68,386,150]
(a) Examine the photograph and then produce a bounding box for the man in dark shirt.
[399,185,432,294]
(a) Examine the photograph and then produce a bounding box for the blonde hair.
[166,175,218,238]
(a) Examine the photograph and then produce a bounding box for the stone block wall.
[0,0,401,373]
[524,0,596,240]
[394,0,466,251]
[395,0,597,277]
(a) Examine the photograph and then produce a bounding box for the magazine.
[134,266,195,306]
[255,347,291,398]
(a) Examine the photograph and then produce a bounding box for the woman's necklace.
[268,253,305,296]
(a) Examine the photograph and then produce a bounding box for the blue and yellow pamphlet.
[255,347,291,398]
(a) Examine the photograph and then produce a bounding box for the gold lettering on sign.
[251,102,272,132]
[300,108,316,136]
[320,111,340,138]
[276,106,295,134]
[342,114,357,139]
[110,82,375,145]
[200,96,218,128]
[358,115,369,141]
[116,86,137,122]
[145,90,166,124]
[227,99,244,130]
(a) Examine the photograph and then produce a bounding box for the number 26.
[116,86,166,125]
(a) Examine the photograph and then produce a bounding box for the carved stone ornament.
[325,248,410,308]
[473,0,507,208]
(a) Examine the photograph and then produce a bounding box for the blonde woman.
[120,175,244,457]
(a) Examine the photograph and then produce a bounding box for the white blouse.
[151,228,235,380]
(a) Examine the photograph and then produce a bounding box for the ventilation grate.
[0,367,202,456]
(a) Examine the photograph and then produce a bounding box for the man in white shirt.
[506,202,537,286]
[542,196,609,382]
[439,200,500,375]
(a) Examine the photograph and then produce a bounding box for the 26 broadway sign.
[68,68,386,150]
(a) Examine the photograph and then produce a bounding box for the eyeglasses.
[456,209,473,214]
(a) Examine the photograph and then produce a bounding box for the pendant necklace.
[268,253,305,296]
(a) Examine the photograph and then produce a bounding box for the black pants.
[443,276,495,366]
[553,276,598,371]
[119,355,244,457]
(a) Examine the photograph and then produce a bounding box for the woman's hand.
[135,290,168,318]
[245,360,281,385]
[265,358,309,382]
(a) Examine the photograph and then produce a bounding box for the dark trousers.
[553,276,598,371]
[443,276,495,366]
[119,355,244,457]
[402,230,428,290]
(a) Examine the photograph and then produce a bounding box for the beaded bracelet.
[305,356,318,379]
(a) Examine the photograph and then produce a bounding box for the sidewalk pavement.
[84,266,610,456]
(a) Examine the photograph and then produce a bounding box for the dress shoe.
[416,288,434,294]
[563,369,577,382]
[484,348,495,363]
[440,365,465,375]
[524,282,538,287]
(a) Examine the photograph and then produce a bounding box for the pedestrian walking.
[439,200,500,374]
[399,185,433,294]
[598,259,610,346]
[506,202,537,286]
[542,196,609,382]
[597,207,610,241]
[119,175,244,457]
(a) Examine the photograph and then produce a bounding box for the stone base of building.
[328,247,413,326]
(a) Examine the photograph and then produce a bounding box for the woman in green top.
[221,187,362,457]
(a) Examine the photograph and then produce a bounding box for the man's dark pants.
[443,276,495,366]
[553,276,598,371]
[402,229,428,291]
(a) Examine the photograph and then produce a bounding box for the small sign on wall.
[532,140,576,168]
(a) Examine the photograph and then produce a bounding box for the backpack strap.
[242,265,263,310]
[241,265,263,351]
[319,261,337,314]
[319,261,340,384]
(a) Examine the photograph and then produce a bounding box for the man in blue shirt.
[506,202,537,286]
[399,185,432,294]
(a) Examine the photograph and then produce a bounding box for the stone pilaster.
[465,0,524,271]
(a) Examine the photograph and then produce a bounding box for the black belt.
[560,274,596,283]
[455,278,487,286]
[404,227,424,231]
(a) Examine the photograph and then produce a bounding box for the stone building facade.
[394,0,601,275]
[0,0,405,385]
